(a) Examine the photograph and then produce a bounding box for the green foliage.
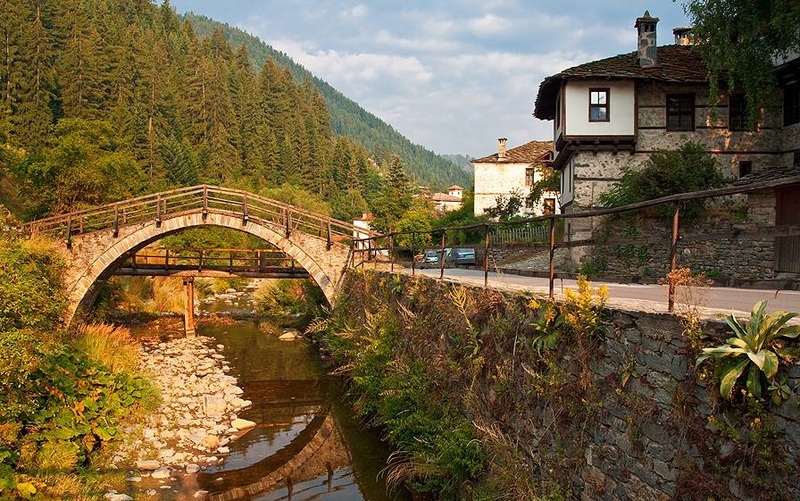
[697,300,800,403]
[484,190,524,221]
[0,236,67,332]
[393,199,435,249]
[20,119,145,216]
[370,155,413,233]
[683,0,800,125]
[254,279,327,320]
[317,273,488,498]
[260,184,332,216]
[599,141,726,220]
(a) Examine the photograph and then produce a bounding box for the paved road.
[409,268,800,319]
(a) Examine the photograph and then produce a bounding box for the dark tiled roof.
[534,45,709,120]
[472,140,552,164]
[732,164,800,186]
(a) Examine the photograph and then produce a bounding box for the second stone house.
[472,138,560,218]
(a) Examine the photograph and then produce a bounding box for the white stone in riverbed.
[231,418,256,430]
[158,449,175,459]
[194,489,209,499]
[135,459,160,470]
[216,446,230,454]
[151,467,171,479]
[125,476,142,482]
[105,494,134,501]
[223,385,243,395]
[201,435,220,449]
[186,464,201,474]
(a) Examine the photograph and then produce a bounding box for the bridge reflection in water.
[194,321,408,501]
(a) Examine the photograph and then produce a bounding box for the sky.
[168,0,692,158]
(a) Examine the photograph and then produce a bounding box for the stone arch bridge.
[23,185,370,325]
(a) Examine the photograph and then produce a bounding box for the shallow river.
[193,319,410,501]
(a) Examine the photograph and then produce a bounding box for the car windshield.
[425,251,438,257]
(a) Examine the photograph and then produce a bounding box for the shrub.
[599,141,726,220]
[74,323,139,375]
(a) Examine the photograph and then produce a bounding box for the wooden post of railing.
[131,251,137,271]
[439,231,447,280]
[165,249,170,272]
[66,215,72,249]
[183,277,196,336]
[410,233,416,276]
[389,234,395,273]
[326,222,333,250]
[668,201,681,313]
[113,204,120,238]
[156,195,162,228]
[285,211,292,238]
[484,224,490,288]
[202,186,208,220]
[242,194,249,225]
[549,217,556,300]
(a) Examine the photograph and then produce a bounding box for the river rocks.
[151,467,171,479]
[279,328,301,341]
[134,459,160,470]
[231,418,256,430]
[116,335,253,479]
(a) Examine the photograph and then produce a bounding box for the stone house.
[472,139,560,218]
[430,185,464,213]
[532,11,800,278]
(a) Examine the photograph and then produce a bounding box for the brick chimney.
[635,11,659,68]
[673,26,693,45]
[498,137,508,161]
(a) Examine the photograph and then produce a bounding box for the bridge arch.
[19,185,371,325]
[67,212,347,322]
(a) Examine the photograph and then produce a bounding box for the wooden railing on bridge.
[115,247,309,278]
[22,185,371,249]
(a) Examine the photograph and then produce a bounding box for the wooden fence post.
[668,202,681,313]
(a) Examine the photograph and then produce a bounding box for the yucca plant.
[697,300,800,403]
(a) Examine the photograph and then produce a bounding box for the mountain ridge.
[184,13,470,191]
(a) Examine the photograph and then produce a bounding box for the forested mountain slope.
[185,14,470,191]
[1,0,449,222]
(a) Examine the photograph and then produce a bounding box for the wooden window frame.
[525,167,535,187]
[666,93,695,131]
[729,93,751,131]
[589,88,610,122]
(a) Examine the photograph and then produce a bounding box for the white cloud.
[341,4,368,20]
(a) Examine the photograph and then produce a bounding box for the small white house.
[472,138,560,217]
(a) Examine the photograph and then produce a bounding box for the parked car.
[445,247,477,266]
[420,250,441,268]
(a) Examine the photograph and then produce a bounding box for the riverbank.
[105,332,255,500]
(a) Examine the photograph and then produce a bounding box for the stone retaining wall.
[346,271,800,500]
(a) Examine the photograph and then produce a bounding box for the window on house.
[667,94,695,131]
[525,167,534,186]
[589,89,609,122]
[729,94,751,131]
[525,195,534,209]
[785,83,800,126]
[543,198,556,215]
[738,160,752,178]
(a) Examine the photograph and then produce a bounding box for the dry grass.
[75,323,139,374]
